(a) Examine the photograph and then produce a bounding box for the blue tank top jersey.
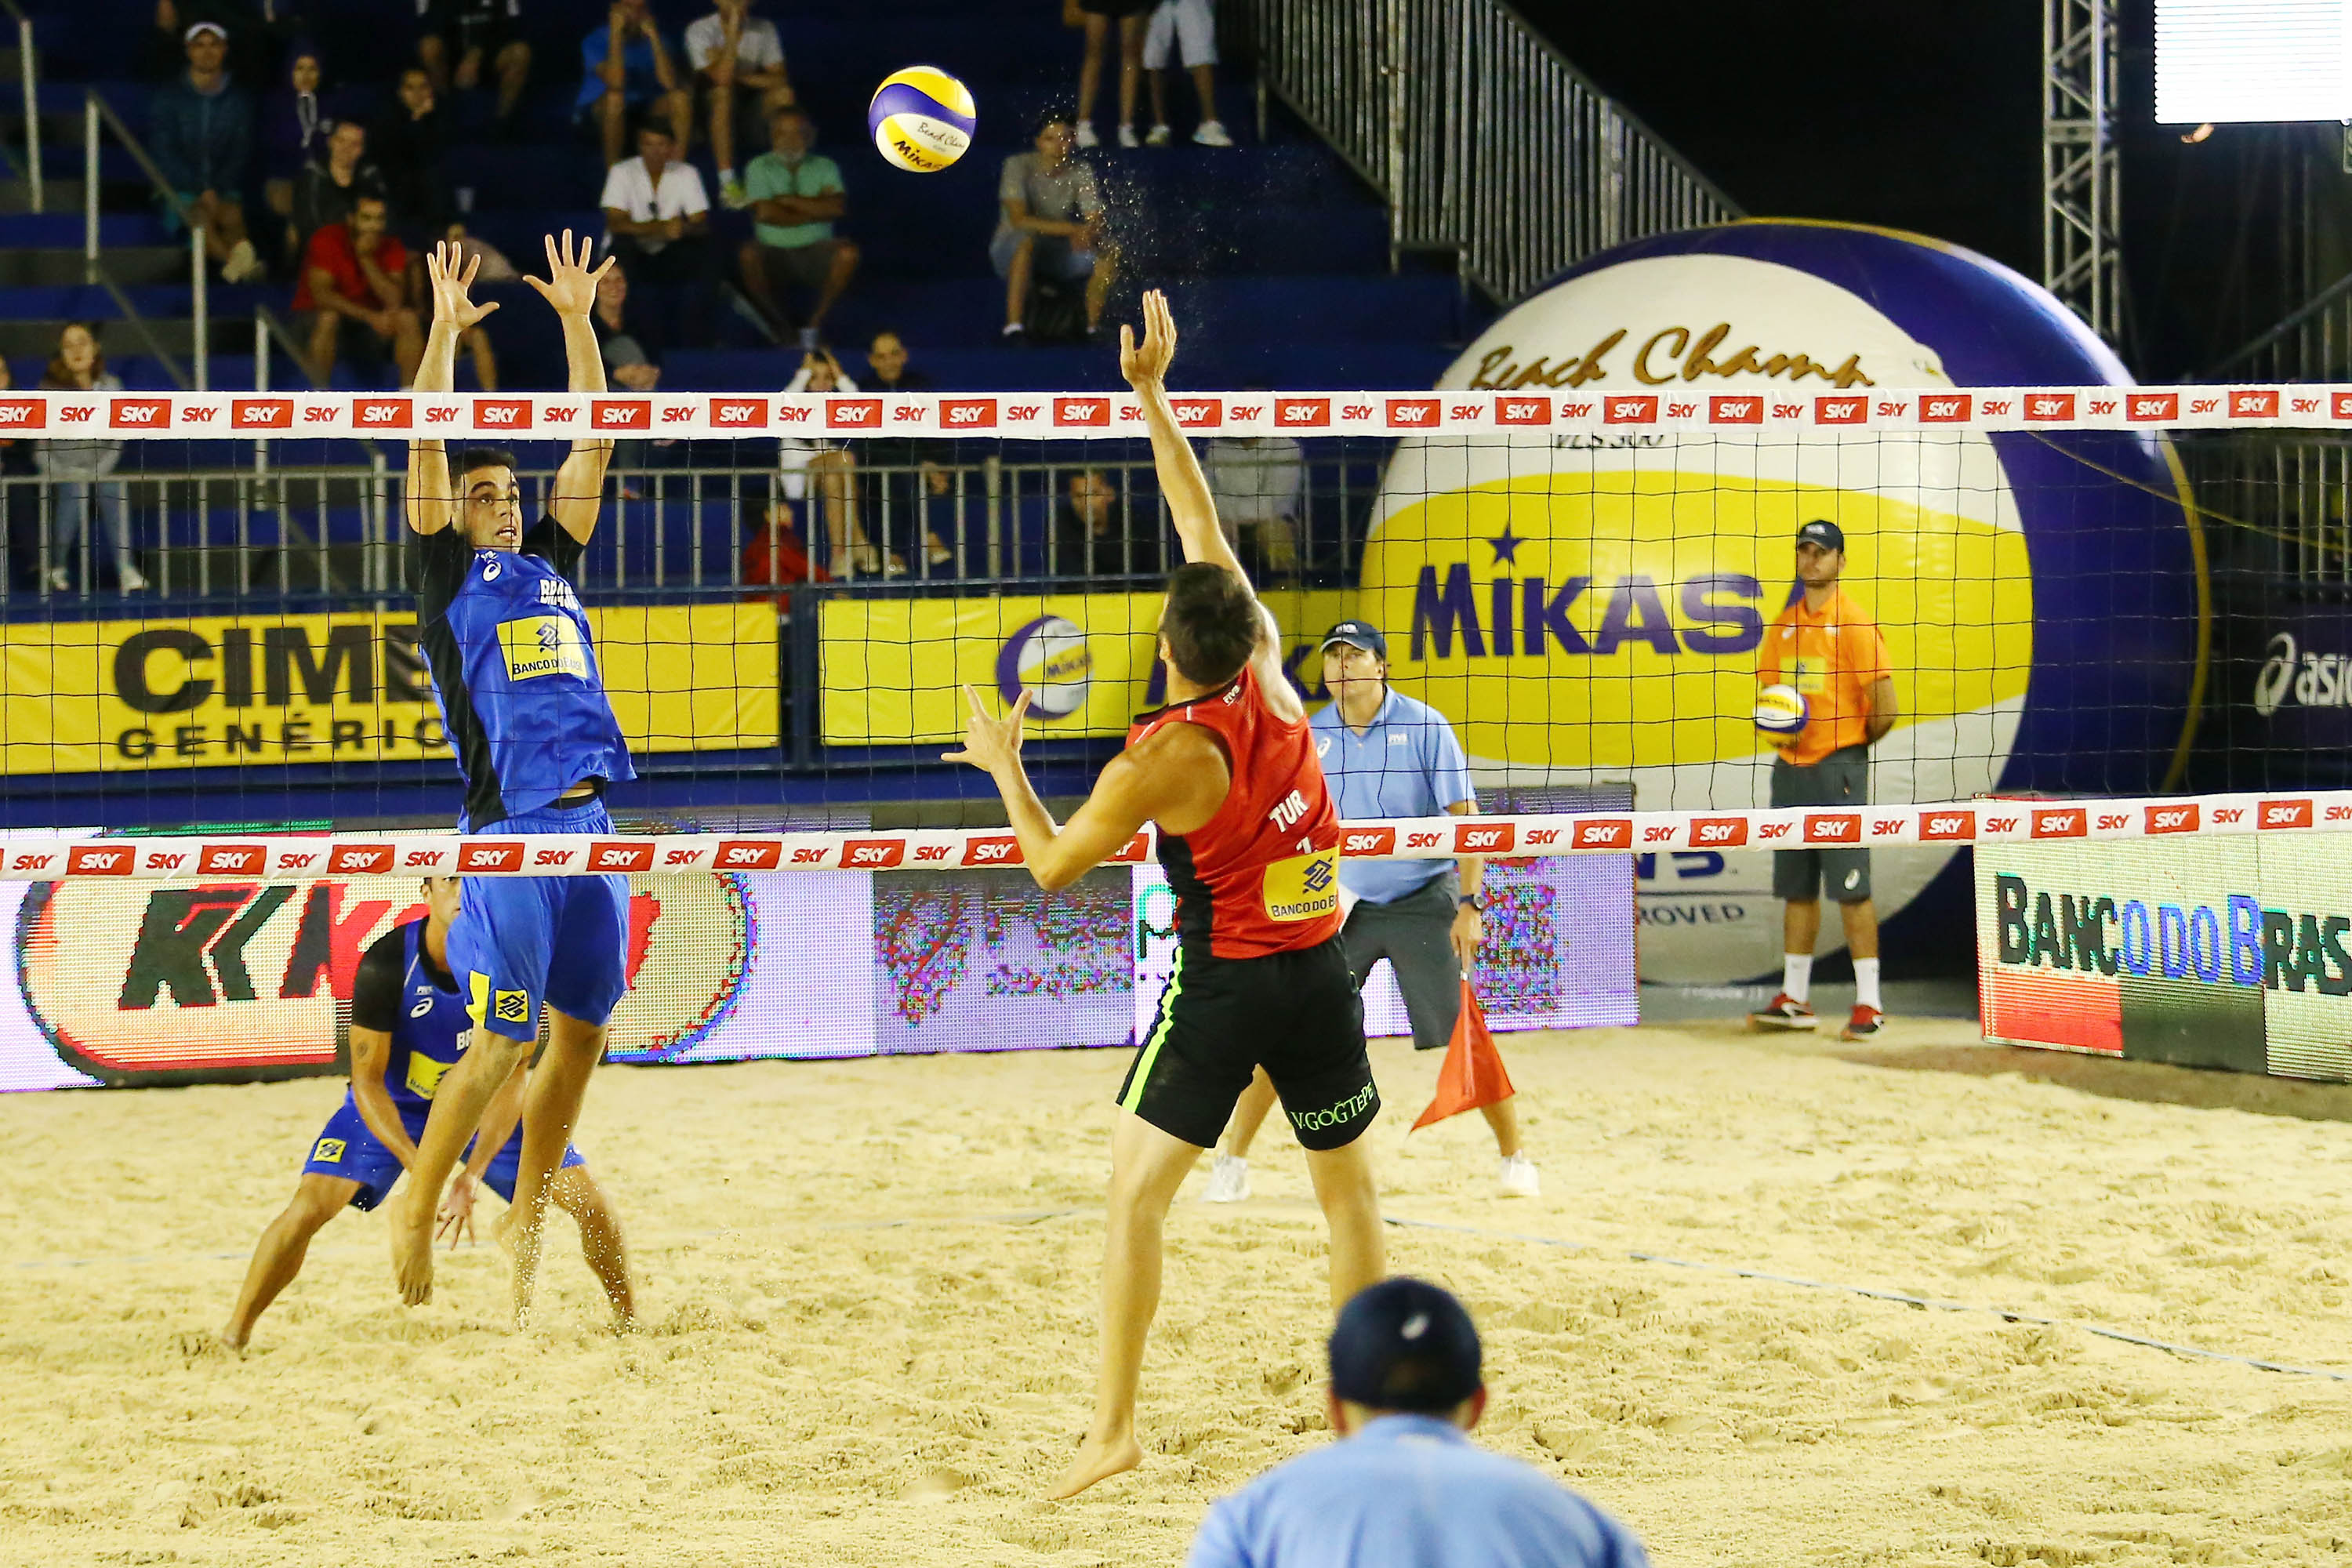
[411,517,635,829]
[350,919,475,1112]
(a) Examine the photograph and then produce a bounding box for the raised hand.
[525,228,615,319]
[942,684,1032,773]
[1119,288,1178,389]
[426,241,499,331]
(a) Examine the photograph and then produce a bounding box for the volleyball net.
[0,383,2345,1086]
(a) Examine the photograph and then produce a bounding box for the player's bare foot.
[390,1193,436,1305]
[216,1323,250,1353]
[1047,1428,1143,1500]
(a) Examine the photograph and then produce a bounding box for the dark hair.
[1161,562,1261,688]
[41,321,104,390]
[634,114,677,143]
[1035,108,1075,138]
[456,448,517,483]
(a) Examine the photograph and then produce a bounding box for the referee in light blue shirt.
[1206,619,1538,1203]
[1184,1277,1650,1568]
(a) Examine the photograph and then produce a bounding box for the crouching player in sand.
[220,877,634,1349]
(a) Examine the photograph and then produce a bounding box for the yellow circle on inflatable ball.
[869,66,977,172]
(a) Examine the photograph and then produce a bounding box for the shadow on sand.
[1834,1040,2352,1126]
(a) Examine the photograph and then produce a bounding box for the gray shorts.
[758,238,848,292]
[1342,871,1462,1052]
[989,228,1099,281]
[1770,745,1872,904]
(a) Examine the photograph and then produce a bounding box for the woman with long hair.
[37,323,144,593]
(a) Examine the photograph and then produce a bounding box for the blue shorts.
[449,797,633,1041]
[299,1094,586,1212]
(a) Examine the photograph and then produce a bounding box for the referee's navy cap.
[1328,1277,1483,1413]
[1319,619,1388,660]
[1795,519,1846,552]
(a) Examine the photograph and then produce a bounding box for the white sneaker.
[1116,122,1139,149]
[1192,119,1233,147]
[1497,1153,1540,1199]
[44,565,68,592]
[1144,123,1172,147]
[221,238,261,283]
[1073,122,1099,149]
[1201,1152,1250,1203]
[118,564,149,592]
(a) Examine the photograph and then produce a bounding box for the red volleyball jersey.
[1126,665,1343,959]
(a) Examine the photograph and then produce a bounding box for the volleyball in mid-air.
[1753,684,1809,742]
[868,66,976,172]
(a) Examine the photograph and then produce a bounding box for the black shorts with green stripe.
[1118,934,1379,1152]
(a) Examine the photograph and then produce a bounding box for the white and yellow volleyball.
[868,66,977,172]
[1752,684,1809,742]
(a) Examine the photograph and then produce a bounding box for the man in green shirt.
[737,104,859,347]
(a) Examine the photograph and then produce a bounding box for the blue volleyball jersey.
[350,919,476,1112]
[412,517,635,829]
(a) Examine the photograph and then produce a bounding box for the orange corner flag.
[1411,982,1515,1131]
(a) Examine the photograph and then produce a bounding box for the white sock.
[1853,957,1882,1012]
[1782,953,1812,1004]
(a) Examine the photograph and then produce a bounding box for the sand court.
[4,1018,2352,1566]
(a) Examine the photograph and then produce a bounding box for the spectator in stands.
[260,46,332,262]
[782,348,899,577]
[741,499,830,610]
[151,21,264,283]
[580,0,692,169]
[151,1,299,93]
[0,358,42,592]
[36,325,142,593]
[1073,0,1147,150]
[600,118,716,350]
[440,221,509,389]
[1142,0,1230,146]
[417,0,532,138]
[738,107,857,350]
[993,113,1116,342]
[686,0,793,210]
[373,68,449,239]
[591,261,657,479]
[1185,1279,1650,1568]
[861,330,956,572]
[1203,426,1302,582]
[292,120,390,260]
[293,194,423,387]
[1052,467,1157,578]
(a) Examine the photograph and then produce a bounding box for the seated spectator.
[1203,429,1302,581]
[738,107,857,349]
[993,113,1116,341]
[35,324,141,593]
[292,120,390,260]
[440,221,510,389]
[416,0,532,137]
[782,348,898,578]
[1051,467,1158,578]
[579,0,691,169]
[1142,0,1230,146]
[590,260,657,479]
[599,118,716,350]
[150,0,299,93]
[151,21,263,282]
[260,47,332,254]
[862,330,956,570]
[741,499,830,611]
[292,195,423,387]
[685,0,793,209]
[372,67,449,238]
[1072,0,1145,151]
[1185,1279,1650,1568]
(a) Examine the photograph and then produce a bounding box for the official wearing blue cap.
[1203,619,1539,1202]
[1185,1279,1650,1568]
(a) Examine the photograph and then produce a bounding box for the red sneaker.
[1841,1006,1886,1040]
[1749,993,1817,1030]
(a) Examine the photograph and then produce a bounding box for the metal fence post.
[190,227,207,391]
[81,93,96,282]
[18,16,41,215]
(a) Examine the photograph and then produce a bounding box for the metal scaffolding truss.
[2044,0,2121,343]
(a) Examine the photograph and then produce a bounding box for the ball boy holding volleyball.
[1751,519,1897,1040]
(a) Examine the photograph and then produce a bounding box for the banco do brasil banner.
[1976,833,2352,1083]
[0,606,779,774]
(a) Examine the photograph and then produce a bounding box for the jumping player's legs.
[549,1165,636,1326]
[221,1172,361,1348]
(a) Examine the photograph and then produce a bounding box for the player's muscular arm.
[531,230,618,542]
[1864,675,1898,745]
[406,241,497,535]
[348,1028,423,1171]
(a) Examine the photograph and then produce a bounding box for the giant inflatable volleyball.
[869,66,977,172]
[1367,222,2203,985]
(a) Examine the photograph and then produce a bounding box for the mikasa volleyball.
[1753,684,1808,742]
[869,66,977,172]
